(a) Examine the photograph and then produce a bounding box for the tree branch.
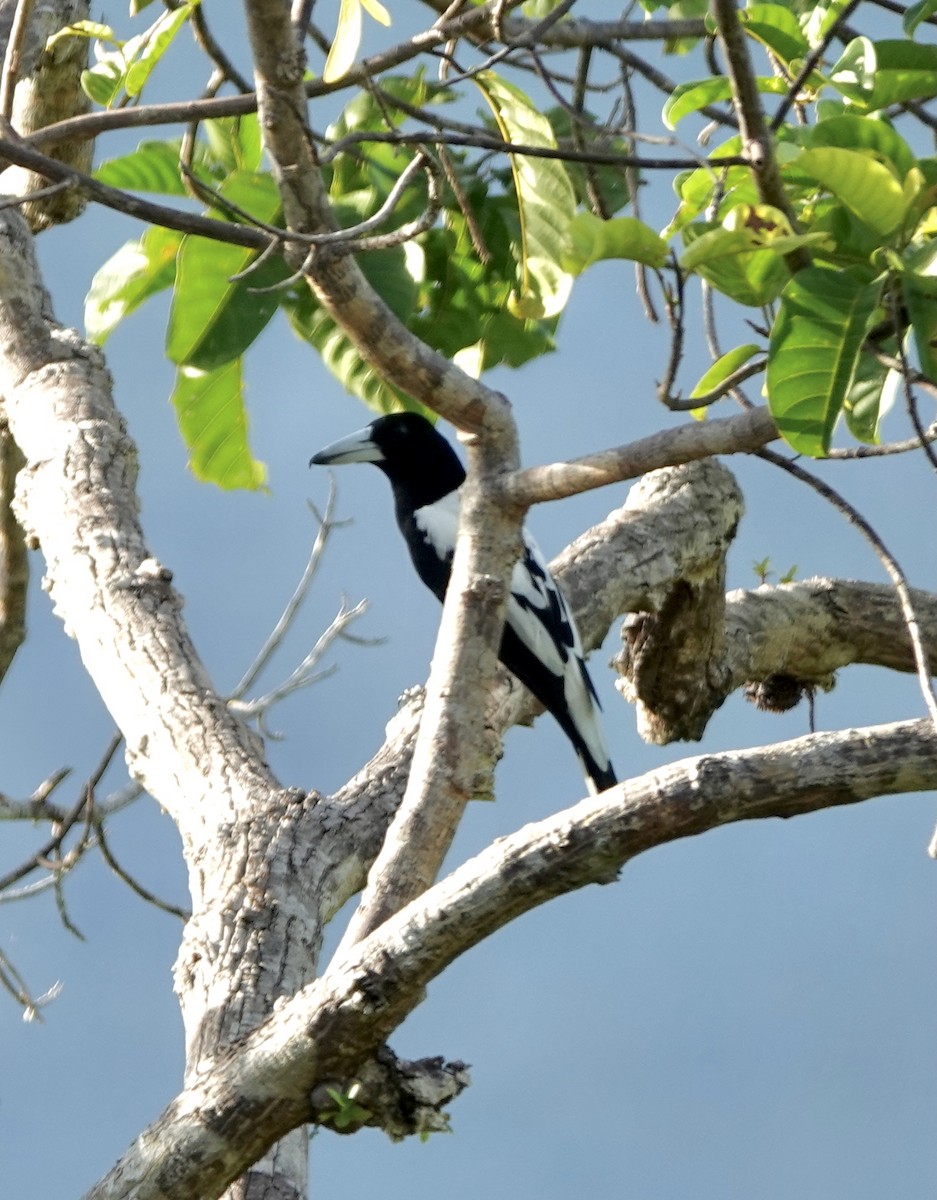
[83,716,937,1200]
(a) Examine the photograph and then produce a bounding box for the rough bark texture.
[0,0,92,229]
[79,715,937,1200]
[0,417,26,681]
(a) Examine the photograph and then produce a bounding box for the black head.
[310,412,465,507]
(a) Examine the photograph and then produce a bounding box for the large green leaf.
[831,38,937,109]
[738,4,809,64]
[166,172,283,369]
[793,147,907,236]
[767,267,884,455]
[563,213,668,273]
[124,3,197,98]
[84,225,181,344]
[284,246,423,415]
[806,115,916,179]
[170,360,267,491]
[94,141,189,195]
[475,72,576,319]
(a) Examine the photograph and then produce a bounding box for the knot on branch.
[613,459,741,744]
[312,1045,470,1140]
[0,0,92,229]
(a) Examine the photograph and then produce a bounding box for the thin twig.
[769,0,862,131]
[232,482,346,698]
[756,448,937,856]
[664,356,766,411]
[0,945,61,1021]
[96,823,190,920]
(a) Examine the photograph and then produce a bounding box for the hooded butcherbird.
[310,413,616,794]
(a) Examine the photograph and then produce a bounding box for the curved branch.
[84,715,937,1200]
[505,404,778,506]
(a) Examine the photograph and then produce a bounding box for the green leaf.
[807,115,916,178]
[843,350,889,443]
[903,272,937,382]
[166,172,283,369]
[81,60,123,107]
[324,0,365,82]
[46,20,117,50]
[171,360,267,491]
[124,3,195,98]
[203,114,263,175]
[794,147,907,236]
[689,343,762,398]
[284,248,425,416]
[286,293,419,416]
[767,267,885,455]
[831,38,937,109]
[84,226,181,344]
[738,4,809,64]
[475,72,576,319]
[663,76,786,128]
[94,141,187,195]
[903,0,937,35]
[563,213,668,273]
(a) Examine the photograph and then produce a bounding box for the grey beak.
[310,427,384,467]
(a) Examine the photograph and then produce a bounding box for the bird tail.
[562,659,616,795]
[578,751,617,796]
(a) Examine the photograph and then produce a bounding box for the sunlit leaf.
[739,4,809,64]
[689,343,762,400]
[831,38,937,109]
[475,72,575,319]
[767,267,884,455]
[663,76,787,128]
[94,141,187,195]
[361,0,390,23]
[84,226,181,344]
[171,360,267,491]
[125,3,195,97]
[807,114,916,178]
[324,0,365,82]
[794,147,907,236]
[166,172,283,369]
[46,20,117,49]
[563,213,668,273]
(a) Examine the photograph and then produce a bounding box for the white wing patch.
[414,489,611,782]
[413,491,460,561]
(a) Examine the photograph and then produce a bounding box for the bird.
[310,412,616,794]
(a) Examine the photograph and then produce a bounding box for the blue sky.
[1,6,935,1198]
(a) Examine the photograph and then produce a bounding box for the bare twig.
[232,481,347,698]
[756,448,937,854]
[664,357,766,411]
[96,822,190,920]
[0,945,61,1021]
